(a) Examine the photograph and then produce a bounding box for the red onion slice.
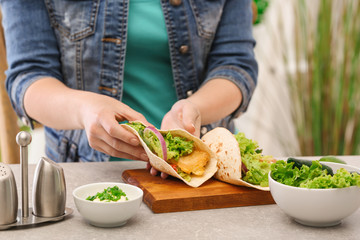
[241,163,248,174]
[144,126,167,160]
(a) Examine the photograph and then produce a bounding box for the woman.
[0,0,258,177]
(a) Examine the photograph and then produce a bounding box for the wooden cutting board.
[122,169,275,213]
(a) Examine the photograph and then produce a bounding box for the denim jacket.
[1,0,258,162]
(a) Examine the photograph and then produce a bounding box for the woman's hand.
[24,77,151,161]
[79,92,150,161]
[161,99,201,137]
[147,99,201,179]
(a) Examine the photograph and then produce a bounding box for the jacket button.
[170,0,182,6]
[21,116,30,126]
[179,45,189,54]
[186,90,193,97]
[200,127,208,135]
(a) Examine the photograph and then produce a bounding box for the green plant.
[282,0,360,155]
[253,0,270,25]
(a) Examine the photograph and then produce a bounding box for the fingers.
[80,94,153,160]
[182,100,201,134]
[91,137,148,161]
[96,142,146,160]
[146,162,152,170]
[162,99,201,136]
[118,104,152,126]
[160,172,169,179]
[147,163,168,179]
[160,111,177,130]
[86,121,148,161]
[100,116,141,146]
[150,167,158,176]
[151,168,168,179]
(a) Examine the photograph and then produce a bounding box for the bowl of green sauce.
[73,182,143,227]
[269,160,360,227]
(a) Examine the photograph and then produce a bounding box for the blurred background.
[1,0,359,164]
[237,0,360,158]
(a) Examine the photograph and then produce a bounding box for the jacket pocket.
[45,0,100,41]
[189,0,224,39]
[45,128,80,163]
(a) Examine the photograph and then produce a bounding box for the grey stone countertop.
[2,156,360,240]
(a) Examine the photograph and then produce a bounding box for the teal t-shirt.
[110,0,177,161]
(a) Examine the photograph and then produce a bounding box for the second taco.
[202,127,276,191]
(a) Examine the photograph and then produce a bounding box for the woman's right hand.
[79,92,150,161]
[24,77,150,161]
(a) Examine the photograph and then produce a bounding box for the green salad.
[235,132,275,187]
[86,186,128,202]
[271,160,360,189]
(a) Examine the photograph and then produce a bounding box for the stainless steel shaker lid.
[0,163,12,180]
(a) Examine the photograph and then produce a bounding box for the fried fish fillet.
[175,150,210,176]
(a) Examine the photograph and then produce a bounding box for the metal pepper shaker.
[0,163,18,225]
[32,157,66,217]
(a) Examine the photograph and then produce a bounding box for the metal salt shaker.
[0,163,18,225]
[32,157,66,217]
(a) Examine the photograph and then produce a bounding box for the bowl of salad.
[269,159,360,227]
[73,182,143,227]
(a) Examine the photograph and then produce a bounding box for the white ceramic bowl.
[269,162,360,227]
[73,182,143,227]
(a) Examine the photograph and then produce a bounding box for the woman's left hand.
[161,99,201,137]
[147,99,201,179]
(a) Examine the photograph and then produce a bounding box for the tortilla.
[201,127,270,191]
[122,123,218,188]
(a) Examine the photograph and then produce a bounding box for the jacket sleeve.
[1,0,63,128]
[204,0,258,117]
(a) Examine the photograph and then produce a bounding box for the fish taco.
[202,127,276,191]
[122,122,218,187]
